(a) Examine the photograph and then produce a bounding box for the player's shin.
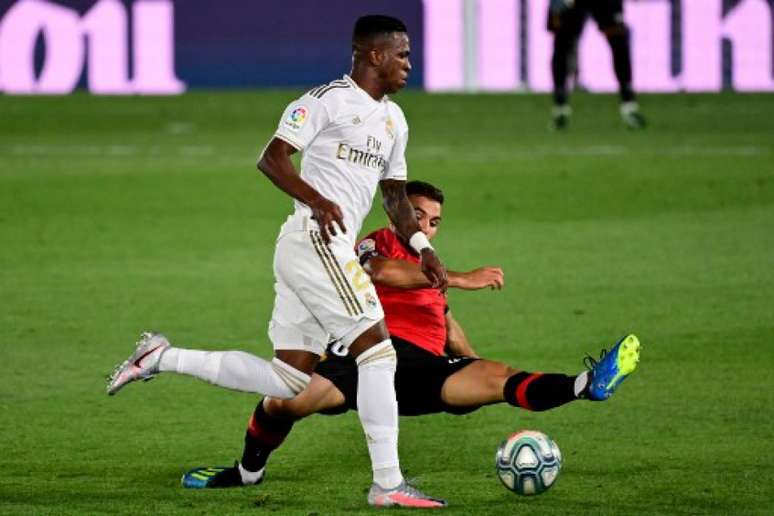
[503,372,581,411]
[239,399,294,481]
[158,348,309,398]
[551,33,575,106]
[606,29,635,102]
[355,340,402,490]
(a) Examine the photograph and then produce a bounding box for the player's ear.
[369,48,384,67]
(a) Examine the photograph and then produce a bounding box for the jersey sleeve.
[357,229,395,265]
[356,235,379,266]
[273,94,330,151]
[382,104,409,181]
[375,229,401,258]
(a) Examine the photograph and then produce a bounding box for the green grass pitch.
[1,91,773,515]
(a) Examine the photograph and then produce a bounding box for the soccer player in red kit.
[182,180,641,489]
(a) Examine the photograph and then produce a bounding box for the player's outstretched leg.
[502,368,586,411]
[106,331,170,395]
[106,332,311,398]
[585,334,641,400]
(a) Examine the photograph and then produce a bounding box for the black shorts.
[315,336,480,417]
[547,0,624,34]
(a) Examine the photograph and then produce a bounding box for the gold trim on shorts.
[309,231,364,316]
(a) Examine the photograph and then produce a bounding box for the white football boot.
[106,331,170,395]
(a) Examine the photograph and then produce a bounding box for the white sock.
[355,339,403,490]
[552,104,572,117]
[238,462,264,484]
[158,347,308,399]
[620,101,640,115]
[574,371,590,397]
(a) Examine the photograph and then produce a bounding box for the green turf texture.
[1,91,772,515]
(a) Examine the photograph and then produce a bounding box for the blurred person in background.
[548,0,646,130]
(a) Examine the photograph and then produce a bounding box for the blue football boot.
[181,462,263,489]
[585,334,641,401]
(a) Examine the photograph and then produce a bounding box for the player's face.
[408,195,442,240]
[379,33,411,93]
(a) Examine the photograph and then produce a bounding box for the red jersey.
[356,228,447,356]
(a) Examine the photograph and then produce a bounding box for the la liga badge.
[284,106,308,131]
[357,239,376,256]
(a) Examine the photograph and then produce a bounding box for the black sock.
[503,372,578,411]
[240,399,294,472]
[607,29,636,103]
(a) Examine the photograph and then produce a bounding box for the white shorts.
[268,213,384,356]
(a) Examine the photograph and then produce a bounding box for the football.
[495,430,562,495]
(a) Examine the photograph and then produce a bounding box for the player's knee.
[264,396,292,417]
[354,339,396,369]
[264,396,305,420]
[270,357,311,399]
[602,22,628,39]
[263,397,282,415]
[553,32,577,56]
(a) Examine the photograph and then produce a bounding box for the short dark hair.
[406,180,444,205]
[352,15,407,47]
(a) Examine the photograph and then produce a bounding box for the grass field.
[1,91,773,515]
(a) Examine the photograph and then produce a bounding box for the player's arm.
[258,95,345,242]
[257,139,345,242]
[379,179,448,291]
[365,257,504,291]
[444,311,479,358]
[450,266,504,290]
[364,256,432,289]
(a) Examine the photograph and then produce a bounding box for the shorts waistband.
[278,211,320,239]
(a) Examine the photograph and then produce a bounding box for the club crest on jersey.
[365,292,378,309]
[284,106,308,131]
[385,117,395,139]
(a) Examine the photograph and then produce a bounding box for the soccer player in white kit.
[107,15,449,508]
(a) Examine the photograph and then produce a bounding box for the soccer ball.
[495,430,562,495]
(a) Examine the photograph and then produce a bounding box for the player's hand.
[419,248,448,292]
[309,196,347,243]
[454,267,504,291]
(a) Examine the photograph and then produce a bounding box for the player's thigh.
[276,229,385,350]
[265,373,346,419]
[314,350,359,414]
[390,343,478,415]
[591,0,625,33]
[441,360,517,407]
[268,273,329,364]
[547,0,586,36]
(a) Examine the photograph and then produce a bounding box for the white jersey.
[272,74,409,243]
